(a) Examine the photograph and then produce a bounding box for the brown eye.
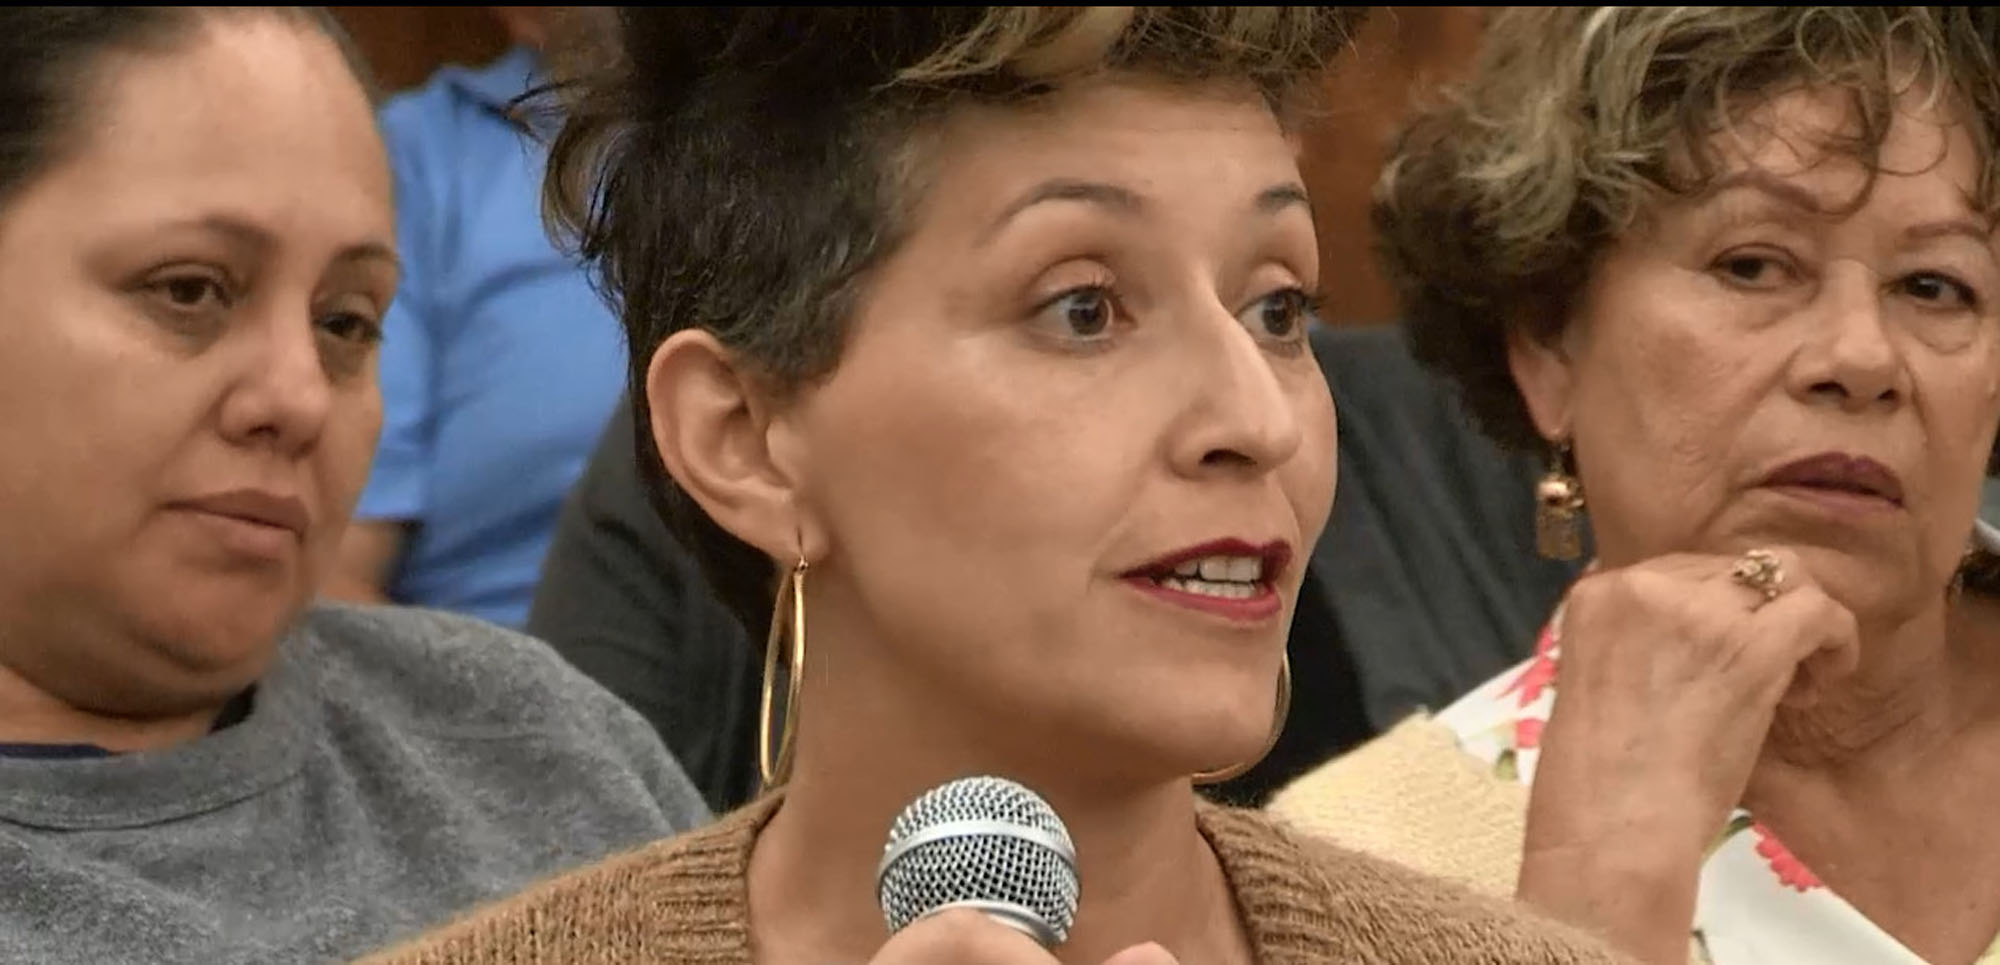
[139,271,234,337]
[1897,271,1978,311]
[1034,285,1118,342]
[1237,287,1317,346]
[316,311,383,345]
[154,275,230,311]
[1712,252,1795,290]
[1726,258,1767,281]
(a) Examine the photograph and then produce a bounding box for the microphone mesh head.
[877,776,1079,944]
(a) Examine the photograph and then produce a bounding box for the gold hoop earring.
[1535,440,1585,561]
[1192,653,1292,786]
[757,558,809,791]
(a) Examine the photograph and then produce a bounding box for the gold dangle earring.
[757,557,809,791]
[1192,653,1293,786]
[1535,440,1585,561]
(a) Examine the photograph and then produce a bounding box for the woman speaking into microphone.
[362,7,1629,965]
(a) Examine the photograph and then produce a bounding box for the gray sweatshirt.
[0,603,711,965]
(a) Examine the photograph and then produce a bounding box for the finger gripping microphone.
[876,775,1080,949]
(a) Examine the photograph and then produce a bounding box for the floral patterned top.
[1436,613,2000,965]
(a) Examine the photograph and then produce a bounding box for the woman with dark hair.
[360,7,1630,965]
[0,9,706,964]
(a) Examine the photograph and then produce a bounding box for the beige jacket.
[1269,714,1699,964]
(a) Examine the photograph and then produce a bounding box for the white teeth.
[1157,577,1261,600]
[1173,559,1201,577]
[1194,555,1263,583]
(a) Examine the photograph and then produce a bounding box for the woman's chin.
[129,592,292,679]
[1143,707,1280,782]
[1798,545,1941,627]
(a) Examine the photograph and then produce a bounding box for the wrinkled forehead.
[1671,80,1995,221]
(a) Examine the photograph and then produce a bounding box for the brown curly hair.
[1376,7,2000,465]
[536,7,1366,646]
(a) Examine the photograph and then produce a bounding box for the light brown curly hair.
[1378,7,2000,461]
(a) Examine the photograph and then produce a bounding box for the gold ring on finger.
[1729,548,1787,605]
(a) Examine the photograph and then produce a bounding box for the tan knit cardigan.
[1268,714,1700,965]
[1268,715,1533,898]
[357,791,1632,964]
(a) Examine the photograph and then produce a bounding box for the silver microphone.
[875,775,1081,949]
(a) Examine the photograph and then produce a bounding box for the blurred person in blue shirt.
[324,8,623,627]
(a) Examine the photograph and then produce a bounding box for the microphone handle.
[915,898,1061,949]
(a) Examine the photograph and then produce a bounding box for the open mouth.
[1146,553,1275,600]
[1120,539,1292,620]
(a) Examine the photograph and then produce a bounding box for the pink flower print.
[1533,620,1559,657]
[1500,621,1562,708]
[1501,653,1557,708]
[1752,824,1823,891]
[1514,717,1545,750]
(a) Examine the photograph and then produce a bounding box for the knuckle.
[895,909,980,953]
[1103,943,1181,965]
[1622,566,1686,603]
[1563,571,1614,609]
[1808,594,1860,639]
[1797,583,1837,610]
[1770,583,1838,626]
[1563,566,1714,645]
[1569,568,1651,614]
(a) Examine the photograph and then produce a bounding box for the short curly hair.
[538,7,1366,646]
[1377,7,2000,462]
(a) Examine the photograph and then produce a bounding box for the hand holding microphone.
[867,776,1179,965]
[867,909,1179,965]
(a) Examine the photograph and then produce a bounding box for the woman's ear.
[1507,323,1577,443]
[645,330,813,561]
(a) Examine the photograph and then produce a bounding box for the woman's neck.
[745,654,1253,965]
[0,659,220,752]
[1757,592,2000,781]
[1740,593,2000,963]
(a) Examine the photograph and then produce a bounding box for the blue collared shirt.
[357,47,625,627]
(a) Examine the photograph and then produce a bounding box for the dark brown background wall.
[331,7,510,93]
[329,7,1481,327]
[1304,8,1481,324]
